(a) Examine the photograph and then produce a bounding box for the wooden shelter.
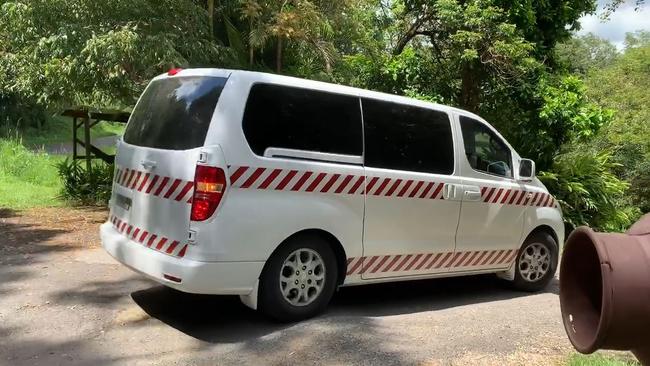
[61,108,130,170]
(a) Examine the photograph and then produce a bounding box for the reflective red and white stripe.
[481,186,556,208]
[109,215,188,258]
[228,166,557,207]
[346,249,519,276]
[114,167,195,204]
[229,166,447,199]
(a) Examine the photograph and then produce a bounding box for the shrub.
[57,159,114,205]
[539,147,640,232]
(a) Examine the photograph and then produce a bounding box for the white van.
[100,68,564,321]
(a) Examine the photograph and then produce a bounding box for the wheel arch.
[265,228,349,286]
[524,224,559,247]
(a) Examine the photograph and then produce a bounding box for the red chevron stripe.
[435,252,453,269]
[409,181,424,198]
[174,181,194,201]
[491,188,504,203]
[306,172,327,192]
[472,251,488,266]
[393,254,413,271]
[178,244,188,258]
[153,177,170,196]
[500,189,511,204]
[276,170,297,190]
[382,255,402,272]
[484,187,496,202]
[130,171,142,189]
[397,180,413,197]
[145,175,160,194]
[365,177,380,194]
[164,179,182,199]
[241,167,266,189]
[419,182,435,198]
[125,170,136,187]
[348,176,365,194]
[371,255,391,273]
[335,174,354,194]
[259,169,282,189]
[229,166,249,185]
[291,171,313,191]
[320,174,341,193]
[415,253,433,270]
[137,173,150,192]
[404,253,423,271]
[431,183,444,199]
[373,178,392,196]
[385,179,403,197]
[347,257,363,275]
[359,256,379,274]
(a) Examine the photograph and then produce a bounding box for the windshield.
[123,76,227,150]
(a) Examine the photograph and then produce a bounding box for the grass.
[566,352,640,366]
[10,115,125,148]
[0,138,63,208]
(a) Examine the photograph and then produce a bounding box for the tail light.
[191,165,226,221]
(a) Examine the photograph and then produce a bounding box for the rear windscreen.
[123,76,227,150]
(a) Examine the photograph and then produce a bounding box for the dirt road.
[1,207,576,365]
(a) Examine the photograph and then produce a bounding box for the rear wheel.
[258,234,338,322]
[511,232,558,292]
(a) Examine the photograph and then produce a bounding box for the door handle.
[465,190,482,201]
[463,185,482,201]
[443,183,457,200]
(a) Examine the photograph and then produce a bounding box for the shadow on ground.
[0,208,73,295]
[132,274,559,345]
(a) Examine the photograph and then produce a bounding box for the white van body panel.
[101,68,564,308]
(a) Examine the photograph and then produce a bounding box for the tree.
[555,33,619,75]
[0,0,231,110]
[392,0,541,112]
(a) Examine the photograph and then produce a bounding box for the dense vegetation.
[0,0,648,231]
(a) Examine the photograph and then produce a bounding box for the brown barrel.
[559,214,650,364]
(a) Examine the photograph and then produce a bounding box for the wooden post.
[72,117,78,160]
[84,113,91,173]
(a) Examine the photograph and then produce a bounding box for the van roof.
[153,68,484,120]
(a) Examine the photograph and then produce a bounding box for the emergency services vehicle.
[101,69,563,321]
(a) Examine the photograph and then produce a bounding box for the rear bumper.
[100,222,264,295]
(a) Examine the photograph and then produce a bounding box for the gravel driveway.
[0,207,574,366]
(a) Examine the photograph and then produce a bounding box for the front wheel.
[258,234,338,322]
[511,232,558,292]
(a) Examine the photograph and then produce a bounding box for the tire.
[511,231,558,292]
[258,233,338,322]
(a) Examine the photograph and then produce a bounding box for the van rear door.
[109,73,229,259]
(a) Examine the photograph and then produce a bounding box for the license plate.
[115,194,132,211]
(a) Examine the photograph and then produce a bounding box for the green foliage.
[0,137,62,208]
[539,148,638,231]
[584,35,650,216]
[566,352,640,366]
[0,0,232,111]
[57,159,113,205]
[555,33,619,75]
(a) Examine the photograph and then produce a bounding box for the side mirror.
[519,159,535,181]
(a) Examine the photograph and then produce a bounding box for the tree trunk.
[276,37,283,73]
[208,0,214,37]
[460,62,480,113]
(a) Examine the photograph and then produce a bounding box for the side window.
[362,98,454,175]
[242,84,363,156]
[459,116,512,178]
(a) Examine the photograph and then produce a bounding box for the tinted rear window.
[123,76,227,150]
[362,98,454,175]
[242,83,363,156]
